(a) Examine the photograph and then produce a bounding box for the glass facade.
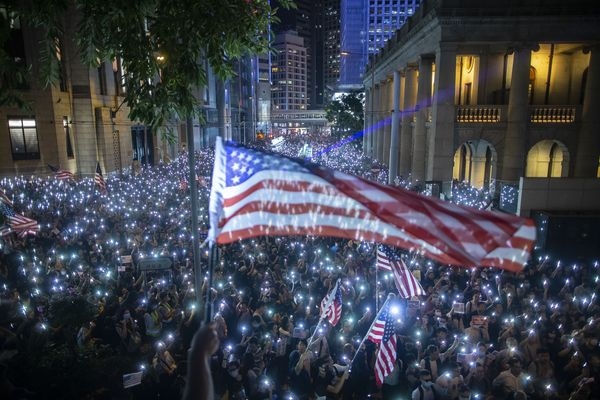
[339,0,420,87]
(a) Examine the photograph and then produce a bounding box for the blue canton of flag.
[1,201,14,216]
[224,145,310,187]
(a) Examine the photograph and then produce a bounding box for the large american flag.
[0,202,39,236]
[367,300,397,386]
[376,246,425,298]
[320,279,342,326]
[208,137,536,272]
[48,164,75,181]
[95,162,107,194]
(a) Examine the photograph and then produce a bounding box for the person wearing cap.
[412,369,446,400]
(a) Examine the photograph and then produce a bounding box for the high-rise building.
[275,0,318,108]
[339,0,420,88]
[271,31,308,111]
[323,0,341,96]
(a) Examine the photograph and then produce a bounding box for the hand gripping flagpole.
[307,278,341,347]
[349,293,396,369]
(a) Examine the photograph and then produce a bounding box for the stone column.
[374,82,385,162]
[373,82,382,162]
[428,45,457,192]
[388,70,401,184]
[400,65,418,177]
[575,46,600,177]
[501,45,535,181]
[382,78,392,165]
[412,55,434,181]
[364,86,373,155]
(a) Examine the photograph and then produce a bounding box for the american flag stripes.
[48,164,75,181]
[366,300,398,386]
[95,162,107,194]
[0,224,11,237]
[208,137,535,272]
[320,279,342,326]
[0,202,39,236]
[376,246,425,298]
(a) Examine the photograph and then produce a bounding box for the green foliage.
[325,91,365,139]
[3,0,294,136]
[0,3,31,109]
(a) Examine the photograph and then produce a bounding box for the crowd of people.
[0,134,598,400]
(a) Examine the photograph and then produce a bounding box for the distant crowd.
[0,135,599,400]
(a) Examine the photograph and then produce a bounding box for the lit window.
[8,116,40,160]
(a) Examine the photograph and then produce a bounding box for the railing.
[530,106,576,123]
[456,105,579,124]
[456,106,502,122]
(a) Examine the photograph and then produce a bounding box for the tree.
[325,91,364,139]
[1,0,294,137]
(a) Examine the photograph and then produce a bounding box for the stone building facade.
[363,0,600,193]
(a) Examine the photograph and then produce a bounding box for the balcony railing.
[530,106,576,123]
[456,105,580,124]
[456,106,502,122]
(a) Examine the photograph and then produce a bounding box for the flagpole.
[349,293,395,368]
[307,278,340,346]
[375,255,379,312]
[186,117,205,323]
[204,240,216,324]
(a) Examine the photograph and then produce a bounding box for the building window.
[8,116,40,160]
[63,116,74,158]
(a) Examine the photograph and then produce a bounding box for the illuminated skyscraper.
[272,31,308,111]
[339,0,420,88]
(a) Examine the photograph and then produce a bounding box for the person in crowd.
[76,320,97,349]
[289,339,313,400]
[152,340,178,398]
[412,369,446,400]
[115,308,142,354]
[491,357,533,399]
[144,302,163,340]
